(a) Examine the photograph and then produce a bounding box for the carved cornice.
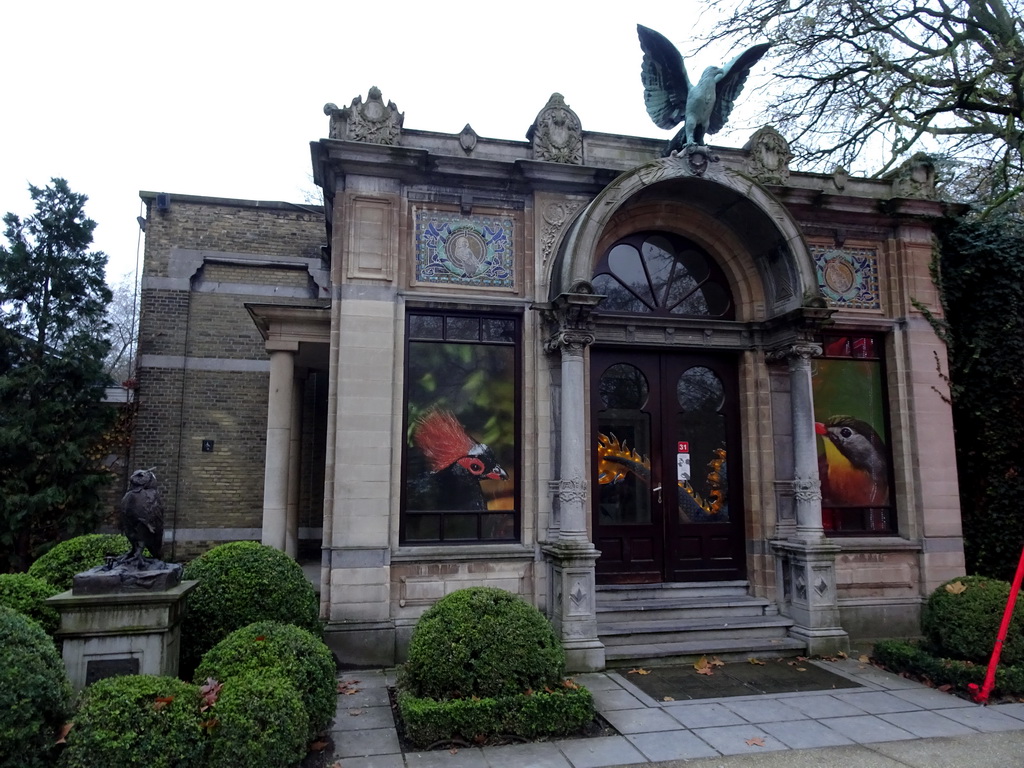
[324,87,404,145]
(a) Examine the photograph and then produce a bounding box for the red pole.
[969,544,1024,704]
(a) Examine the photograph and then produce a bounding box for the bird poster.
[811,341,892,531]
[403,333,516,542]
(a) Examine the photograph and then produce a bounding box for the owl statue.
[119,468,165,566]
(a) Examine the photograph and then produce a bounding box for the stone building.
[133,88,964,669]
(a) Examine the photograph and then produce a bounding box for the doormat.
[619,658,864,701]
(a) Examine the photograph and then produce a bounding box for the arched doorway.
[588,231,744,583]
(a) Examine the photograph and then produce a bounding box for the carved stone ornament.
[527,93,583,165]
[745,126,792,184]
[669,144,719,177]
[793,474,822,502]
[323,86,404,145]
[459,124,478,154]
[558,476,588,504]
[886,152,937,199]
[540,199,585,266]
[542,281,602,353]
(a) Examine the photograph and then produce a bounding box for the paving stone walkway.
[328,659,1024,767]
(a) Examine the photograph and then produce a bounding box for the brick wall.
[133,194,328,560]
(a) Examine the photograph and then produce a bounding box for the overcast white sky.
[2,1,761,284]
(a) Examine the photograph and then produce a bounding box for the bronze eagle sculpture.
[638,24,770,156]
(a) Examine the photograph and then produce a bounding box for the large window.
[812,335,895,534]
[400,310,519,544]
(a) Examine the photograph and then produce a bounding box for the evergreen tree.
[0,179,114,572]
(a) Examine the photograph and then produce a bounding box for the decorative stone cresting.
[745,126,792,184]
[528,93,583,164]
[886,152,937,199]
[324,86,404,145]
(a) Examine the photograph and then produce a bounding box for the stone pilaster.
[539,284,606,671]
[768,342,848,655]
[262,343,297,552]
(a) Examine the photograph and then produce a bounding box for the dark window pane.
[445,316,480,340]
[642,236,676,305]
[443,514,478,540]
[592,274,650,313]
[409,315,444,339]
[599,364,649,409]
[405,514,440,541]
[700,283,731,317]
[482,318,515,343]
[607,244,655,308]
[481,513,516,540]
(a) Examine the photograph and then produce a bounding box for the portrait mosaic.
[810,246,881,310]
[414,211,515,288]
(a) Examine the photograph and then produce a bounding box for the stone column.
[768,342,848,656]
[285,374,303,558]
[262,342,298,552]
[540,286,605,671]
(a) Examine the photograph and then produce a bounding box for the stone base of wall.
[838,596,924,641]
[325,620,397,668]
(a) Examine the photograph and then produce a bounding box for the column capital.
[766,341,822,366]
[538,281,605,354]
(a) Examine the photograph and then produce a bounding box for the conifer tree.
[0,179,114,572]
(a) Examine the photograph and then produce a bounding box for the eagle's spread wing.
[638,24,691,130]
[709,43,770,135]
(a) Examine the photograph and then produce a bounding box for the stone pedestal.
[773,540,849,656]
[47,581,198,691]
[542,542,605,672]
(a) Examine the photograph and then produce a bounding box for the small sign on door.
[677,446,691,483]
[677,441,689,453]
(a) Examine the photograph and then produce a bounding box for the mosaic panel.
[414,211,514,288]
[810,246,880,309]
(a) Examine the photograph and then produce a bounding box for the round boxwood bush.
[205,671,309,768]
[0,573,61,635]
[403,587,565,700]
[180,541,321,672]
[0,606,72,768]
[28,534,131,591]
[921,575,1024,665]
[59,675,205,768]
[194,620,335,739]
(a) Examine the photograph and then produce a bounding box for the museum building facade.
[132,89,965,668]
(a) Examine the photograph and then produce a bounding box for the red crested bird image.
[412,409,508,511]
[815,416,889,506]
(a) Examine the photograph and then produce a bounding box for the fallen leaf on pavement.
[348,709,363,716]
[748,657,766,665]
[710,656,725,667]
[627,667,651,675]
[663,696,675,701]
[694,656,715,676]
[858,655,870,663]
[746,737,765,747]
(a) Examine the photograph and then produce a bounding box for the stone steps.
[596,581,806,667]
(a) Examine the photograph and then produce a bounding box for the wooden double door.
[591,350,745,583]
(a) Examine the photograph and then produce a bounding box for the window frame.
[814,333,897,536]
[399,308,521,545]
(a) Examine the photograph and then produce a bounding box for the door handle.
[652,485,662,504]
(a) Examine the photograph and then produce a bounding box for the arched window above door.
[592,232,734,319]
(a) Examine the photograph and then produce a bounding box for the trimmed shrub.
[59,675,205,768]
[0,573,61,635]
[28,533,130,591]
[180,541,321,673]
[398,684,594,748]
[0,606,71,768]
[874,638,1024,697]
[194,620,335,739]
[921,575,1024,665]
[205,671,308,768]
[403,587,565,700]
